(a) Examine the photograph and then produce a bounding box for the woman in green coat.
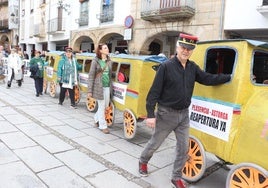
[57,47,82,108]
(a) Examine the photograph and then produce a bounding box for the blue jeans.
[140,105,189,180]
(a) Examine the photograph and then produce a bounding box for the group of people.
[4,33,231,188]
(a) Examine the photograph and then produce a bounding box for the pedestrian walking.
[29,50,46,96]
[6,48,23,88]
[138,33,231,188]
[87,43,113,134]
[57,47,82,108]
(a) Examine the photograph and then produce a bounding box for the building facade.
[10,0,268,58]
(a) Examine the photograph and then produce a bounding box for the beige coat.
[88,57,112,100]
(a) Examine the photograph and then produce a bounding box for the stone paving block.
[55,149,107,177]
[149,148,174,168]
[32,134,74,153]
[61,118,92,129]
[0,142,19,165]
[37,115,65,127]
[52,125,88,139]
[0,120,18,133]
[102,150,156,177]
[38,166,93,188]
[17,122,50,137]
[0,131,37,149]
[4,113,32,124]
[0,161,47,188]
[47,111,71,120]
[14,146,63,172]
[81,126,121,142]
[88,169,142,188]
[141,164,173,188]
[73,136,118,155]
[108,138,145,158]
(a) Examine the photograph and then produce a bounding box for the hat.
[65,47,73,52]
[177,33,198,50]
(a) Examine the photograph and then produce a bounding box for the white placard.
[189,98,233,141]
[112,82,127,105]
[124,28,132,41]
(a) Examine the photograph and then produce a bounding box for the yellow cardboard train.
[42,40,268,187]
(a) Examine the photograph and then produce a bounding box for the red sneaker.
[171,179,188,188]
[139,161,148,177]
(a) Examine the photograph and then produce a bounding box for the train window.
[111,62,118,81]
[252,51,268,84]
[84,59,91,73]
[205,48,235,74]
[118,63,130,83]
[49,56,55,67]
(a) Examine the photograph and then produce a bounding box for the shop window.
[205,48,235,75]
[252,51,268,84]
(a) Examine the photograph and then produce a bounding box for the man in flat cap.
[138,33,231,188]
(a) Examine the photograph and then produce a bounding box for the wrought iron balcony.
[0,19,8,29]
[47,18,65,34]
[76,17,88,26]
[141,0,195,22]
[0,0,8,5]
[99,11,114,23]
[33,23,46,38]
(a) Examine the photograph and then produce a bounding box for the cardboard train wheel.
[49,81,57,98]
[182,136,206,182]
[74,85,81,104]
[43,79,48,94]
[123,109,137,140]
[105,102,114,127]
[226,163,268,188]
[86,96,98,112]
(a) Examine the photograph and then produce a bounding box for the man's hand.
[146,118,156,128]
[88,92,92,98]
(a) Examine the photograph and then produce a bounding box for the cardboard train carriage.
[105,54,168,138]
[181,39,268,187]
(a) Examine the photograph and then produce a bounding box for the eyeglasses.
[66,51,72,53]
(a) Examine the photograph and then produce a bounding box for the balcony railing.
[0,19,8,29]
[77,17,88,26]
[141,0,195,21]
[99,11,114,23]
[34,23,46,37]
[47,18,65,34]
[0,0,8,5]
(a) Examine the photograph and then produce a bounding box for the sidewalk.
[0,76,181,188]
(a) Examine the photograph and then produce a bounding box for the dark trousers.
[34,77,43,94]
[7,69,14,87]
[59,83,75,105]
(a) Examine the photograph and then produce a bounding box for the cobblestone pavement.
[0,76,228,188]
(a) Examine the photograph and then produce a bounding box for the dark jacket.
[146,56,231,118]
[29,64,39,79]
